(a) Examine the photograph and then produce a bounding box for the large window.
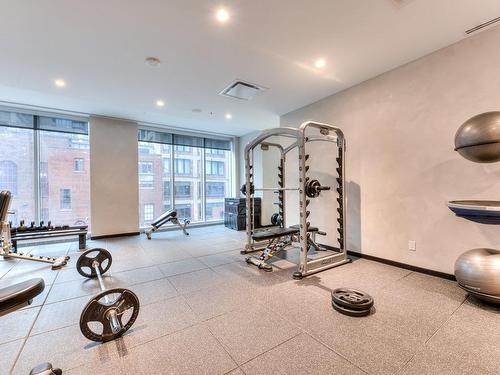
[39,131,90,226]
[138,142,172,225]
[137,129,233,227]
[0,110,90,227]
[205,148,232,221]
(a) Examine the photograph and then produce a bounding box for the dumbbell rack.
[242,121,350,278]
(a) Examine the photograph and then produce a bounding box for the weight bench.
[246,225,326,271]
[1,278,62,374]
[145,209,190,240]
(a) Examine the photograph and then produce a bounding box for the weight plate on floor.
[331,300,371,317]
[331,288,374,311]
[80,288,140,342]
[76,248,112,278]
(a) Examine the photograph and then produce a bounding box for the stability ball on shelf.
[454,111,500,163]
[452,111,500,305]
[454,248,500,304]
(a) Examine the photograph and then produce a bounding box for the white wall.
[90,116,139,237]
[281,26,500,274]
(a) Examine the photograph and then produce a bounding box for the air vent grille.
[219,80,267,100]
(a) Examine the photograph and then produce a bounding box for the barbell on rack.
[240,179,330,198]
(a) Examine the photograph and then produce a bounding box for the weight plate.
[331,288,374,311]
[80,288,140,342]
[76,248,112,278]
[331,300,371,317]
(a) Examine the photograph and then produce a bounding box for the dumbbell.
[76,248,140,342]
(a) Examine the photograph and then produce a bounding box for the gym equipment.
[270,213,282,226]
[243,121,349,279]
[10,223,87,253]
[454,248,500,304]
[454,111,500,163]
[240,179,330,199]
[246,225,327,272]
[76,248,140,342]
[0,191,70,270]
[447,200,500,224]
[331,288,374,313]
[144,209,190,239]
[450,112,500,304]
[1,278,62,374]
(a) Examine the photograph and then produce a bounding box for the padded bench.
[252,225,319,242]
[0,278,45,314]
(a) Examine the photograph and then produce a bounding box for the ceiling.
[0,0,499,136]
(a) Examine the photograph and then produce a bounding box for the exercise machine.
[144,209,190,239]
[76,248,140,342]
[0,191,70,269]
[242,121,350,279]
[1,278,61,374]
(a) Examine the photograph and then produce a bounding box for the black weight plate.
[76,248,112,278]
[331,288,374,311]
[80,288,140,342]
[331,300,371,317]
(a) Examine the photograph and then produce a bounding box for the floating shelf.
[447,200,500,224]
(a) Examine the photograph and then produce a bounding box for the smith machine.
[241,121,350,279]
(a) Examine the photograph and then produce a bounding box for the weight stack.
[224,198,261,230]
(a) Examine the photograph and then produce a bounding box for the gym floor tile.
[30,295,90,336]
[12,324,123,374]
[0,306,40,344]
[372,276,466,342]
[0,338,23,375]
[126,277,178,306]
[167,268,223,294]
[119,296,199,348]
[45,277,103,304]
[157,257,207,277]
[261,285,419,374]
[197,250,242,268]
[66,324,238,375]
[241,333,366,375]
[205,303,301,365]
[183,281,260,321]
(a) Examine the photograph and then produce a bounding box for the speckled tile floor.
[1,225,499,375]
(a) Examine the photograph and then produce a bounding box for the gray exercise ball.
[454,111,500,163]
[454,248,500,304]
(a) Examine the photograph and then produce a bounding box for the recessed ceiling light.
[54,79,66,88]
[314,58,326,69]
[156,100,165,107]
[145,57,161,67]
[216,8,230,23]
[225,113,232,119]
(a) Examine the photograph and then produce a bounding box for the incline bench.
[145,209,190,239]
[246,225,326,271]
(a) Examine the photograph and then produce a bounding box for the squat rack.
[243,121,349,278]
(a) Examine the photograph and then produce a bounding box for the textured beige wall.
[90,116,139,237]
[280,26,500,274]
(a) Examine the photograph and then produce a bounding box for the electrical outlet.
[408,240,416,251]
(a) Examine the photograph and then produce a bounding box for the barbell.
[240,179,330,198]
[76,248,140,342]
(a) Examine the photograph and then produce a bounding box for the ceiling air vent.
[465,16,500,35]
[219,80,267,100]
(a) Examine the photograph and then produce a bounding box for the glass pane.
[138,141,172,226]
[0,111,34,128]
[39,131,90,227]
[205,148,231,221]
[38,116,88,134]
[0,126,35,225]
[175,146,202,222]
